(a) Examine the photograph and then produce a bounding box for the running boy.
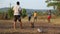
[13,1,22,29]
[28,12,34,28]
[28,12,32,23]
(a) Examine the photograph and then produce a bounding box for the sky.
[0,0,53,9]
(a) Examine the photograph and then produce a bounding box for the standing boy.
[13,1,22,29]
[34,11,37,22]
[47,10,51,23]
[28,12,32,23]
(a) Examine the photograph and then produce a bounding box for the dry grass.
[0,16,60,34]
[22,16,60,24]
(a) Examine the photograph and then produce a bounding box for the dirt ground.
[0,18,60,34]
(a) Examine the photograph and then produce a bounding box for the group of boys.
[13,1,51,29]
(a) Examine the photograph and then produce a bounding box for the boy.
[28,12,32,23]
[34,11,37,22]
[13,1,22,29]
[47,10,51,23]
[30,11,37,28]
[28,12,34,28]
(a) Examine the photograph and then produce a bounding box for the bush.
[22,8,27,18]
[8,8,13,19]
[7,8,27,19]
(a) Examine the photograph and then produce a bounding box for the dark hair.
[49,10,51,13]
[17,1,20,5]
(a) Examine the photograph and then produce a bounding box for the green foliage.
[7,7,27,19]
[22,8,27,18]
[8,8,13,19]
[47,2,60,7]
[46,0,60,7]
[37,11,43,16]
[0,12,2,14]
[46,0,60,16]
[53,0,60,1]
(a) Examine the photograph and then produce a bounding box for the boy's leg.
[34,17,37,22]
[28,17,34,28]
[34,17,35,22]
[47,16,50,23]
[48,16,51,23]
[49,18,50,23]
[13,21,16,29]
[31,22,34,28]
[13,16,17,29]
[18,16,23,29]
[28,16,34,28]
[20,21,23,29]
[28,17,30,23]
[28,17,31,23]
[35,17,37,22]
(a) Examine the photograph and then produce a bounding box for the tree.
[46,0,60,16]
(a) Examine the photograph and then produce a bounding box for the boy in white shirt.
[13,1,22,29]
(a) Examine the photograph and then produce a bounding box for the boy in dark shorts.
[13,1,22,29]
[47,10,51,23]
[28,12,32,23]
[28,12,34,28]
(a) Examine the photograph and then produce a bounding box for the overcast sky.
[0,0,53,9]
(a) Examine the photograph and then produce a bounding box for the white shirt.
[13,5,22,15]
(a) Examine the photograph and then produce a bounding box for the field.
[0,17,60,34]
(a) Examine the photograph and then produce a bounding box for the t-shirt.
[28,13,32,17]
[13,5,22,15]
[48,12,51,16]
[34,12,37,17]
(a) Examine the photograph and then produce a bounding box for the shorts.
[14,15,21,22]
[28,16,31,21]
[47,15,51,20]
[34,17,37,19]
